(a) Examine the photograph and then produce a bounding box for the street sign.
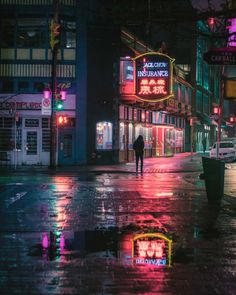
[41,97,51,115]
[203,47,236,65]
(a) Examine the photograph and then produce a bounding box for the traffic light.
[50,20,60,50]
[57,115,68,126]
[55,99,63,110]
[55,90,67,111]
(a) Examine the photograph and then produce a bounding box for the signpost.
[41,97,52,115]
[203,47,236,65]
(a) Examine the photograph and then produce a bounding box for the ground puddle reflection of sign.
[132,233,172,266]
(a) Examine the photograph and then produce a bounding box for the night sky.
[191,0,225,10]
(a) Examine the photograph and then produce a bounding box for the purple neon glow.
[228,19,236,47]
[42,233,49,249]
[60,90,67,100]
[60,233,65,250]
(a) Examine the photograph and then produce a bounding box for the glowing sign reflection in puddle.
[132,233,172,267]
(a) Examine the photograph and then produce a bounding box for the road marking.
[6,191,27,208]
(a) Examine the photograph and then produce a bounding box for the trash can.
[201,157,225,204]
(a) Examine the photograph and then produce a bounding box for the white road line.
[6,191,27,208]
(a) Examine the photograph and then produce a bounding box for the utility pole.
[216,65,225,159]
[50,0,60,168]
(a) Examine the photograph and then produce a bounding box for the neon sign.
[132,233,172,266]
[133,52,175,102]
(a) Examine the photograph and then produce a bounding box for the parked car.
[209,141,236,162]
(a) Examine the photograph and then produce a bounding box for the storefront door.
[58,129,75,165]
[23,130,40,165]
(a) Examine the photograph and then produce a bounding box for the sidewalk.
[0,152,204,174]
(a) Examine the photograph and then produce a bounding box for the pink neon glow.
[138,78,167,95]
[137,240,165,258]
[43,90,51,99]
[60,233,65,250]
[60,90,67,100]
[207,17,215,29]
[213,106,219,114]
[228,19,236,47]
[42,233,49,249]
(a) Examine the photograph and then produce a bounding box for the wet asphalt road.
[0,154,236,295]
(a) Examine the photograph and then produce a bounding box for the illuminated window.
[128,123,133,149]
[96,121,113,150]
[119,122,125,150]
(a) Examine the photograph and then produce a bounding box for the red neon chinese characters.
[152,85,167,95]
[138,85,152,95]
[137,240,165,258]
[138,79,167,96]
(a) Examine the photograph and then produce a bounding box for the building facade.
[0,0,232,167]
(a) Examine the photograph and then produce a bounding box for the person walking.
[202,137,207,153]
[133,135,144,174]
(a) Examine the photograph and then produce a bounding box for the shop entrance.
[58,129,75,165]
[22,130,40,165]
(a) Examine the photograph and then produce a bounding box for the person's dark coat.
[133,135,144,154]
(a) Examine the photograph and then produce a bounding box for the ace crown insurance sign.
[133,52,175,103]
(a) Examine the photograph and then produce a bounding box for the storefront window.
[119,105,125,120]
[164,128,175,156]
[128,123,133,149]
[119,122,125,150]
[144,127,152,149]
[175,129,183,149]
[96,121,112,150]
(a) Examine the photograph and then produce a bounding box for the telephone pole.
[50,0,60,168]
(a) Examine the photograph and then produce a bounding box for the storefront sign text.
[133,52,175,102]
[132,233,172,267]
[0,101,41,110]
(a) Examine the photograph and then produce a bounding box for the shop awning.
[196,111,212,125]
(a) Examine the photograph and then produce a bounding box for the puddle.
[173,247,195,264]
[28,227,174,267]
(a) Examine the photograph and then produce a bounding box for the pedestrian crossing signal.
[57,115,68,126]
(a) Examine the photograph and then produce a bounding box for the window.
[96,121,113,150]
[17,18,46,48]
[0,18,15,47]
[119,105,125,120]
[0,118,14,151]
[1,80,14,93]
[61,20,76,48]
[119,122,125,150]
[128,123,133,149]
[220,142,234,148]
[34,82,45,93]
[18,81,29,92]
[42,118,50,152]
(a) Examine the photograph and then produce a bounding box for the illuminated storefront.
[0,93,76,166]
[118,51,191,163]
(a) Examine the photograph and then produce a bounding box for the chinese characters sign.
[132,233,172,266]
[133,52,175,102]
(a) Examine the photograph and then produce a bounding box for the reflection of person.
[133,135,144,174]
[202,137,206,153]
